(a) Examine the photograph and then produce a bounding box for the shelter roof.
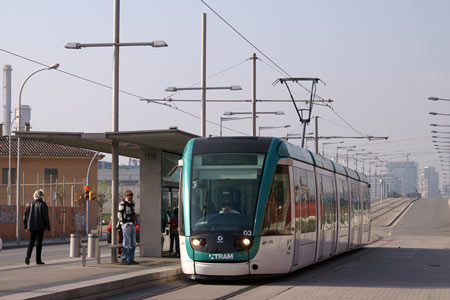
[14,128,198,158]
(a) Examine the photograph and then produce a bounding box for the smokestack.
[3,65,12,136]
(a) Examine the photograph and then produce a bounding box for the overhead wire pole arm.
[273,77,325,148]
[139,98,333,103]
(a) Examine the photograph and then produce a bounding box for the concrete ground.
[0,197,415,300]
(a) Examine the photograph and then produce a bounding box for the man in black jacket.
[24,189,51,265]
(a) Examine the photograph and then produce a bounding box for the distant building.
[419,166,440,198]
[386,161,418,197]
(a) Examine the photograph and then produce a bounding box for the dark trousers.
[26,230,44,262]
[169,233,180,255]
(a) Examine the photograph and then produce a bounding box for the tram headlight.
[190,238,206,248]
[235,237,253,249]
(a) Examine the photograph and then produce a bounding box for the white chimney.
[3,65,12,136]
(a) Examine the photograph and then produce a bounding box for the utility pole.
[251,53,257,136]
[201,13,207,137]
[315,116,319,154]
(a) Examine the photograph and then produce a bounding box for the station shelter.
[16,128,197,257]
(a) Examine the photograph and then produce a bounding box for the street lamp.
[322,141,344,156]
[66,7,168,262]
[65,41,168,49]
[224,111,284,116]
[336,145,355,163]
[429,112,450,116]
[431,123,450,127]
[165,85,242,137]
[16,63,59,244]
[428,96,450,102]
[431,130,450,134]
[259,125,291,136]
[220,116,256,136]
[165,85,241,92]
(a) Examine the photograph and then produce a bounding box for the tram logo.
[217,236,224,243]
[209,253,234,260]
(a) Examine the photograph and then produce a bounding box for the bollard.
[88,233,99,258]
[69,234,81,257]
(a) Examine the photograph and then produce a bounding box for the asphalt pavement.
[0,197,415,300]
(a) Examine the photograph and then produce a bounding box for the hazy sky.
[1,1,449,182]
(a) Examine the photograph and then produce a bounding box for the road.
[109,198,450,300]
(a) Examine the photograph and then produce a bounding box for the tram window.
[261,165,291,235]
[178,167,184,235]
[351,183,360,224]
[305,170,316,233]
[338,179,349,226]
[322,175,336,226]
[297,169,311,234]
[293,168,301,232]
[190,153,264,234]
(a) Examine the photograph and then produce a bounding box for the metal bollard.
[88,233,99,258]
[69,234,81,257]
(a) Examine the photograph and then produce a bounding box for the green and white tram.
[178,137,370,279]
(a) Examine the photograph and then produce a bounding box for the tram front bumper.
[194,261,250,276]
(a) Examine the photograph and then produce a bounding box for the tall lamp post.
[16,63,59,243]
[66,1,167,261]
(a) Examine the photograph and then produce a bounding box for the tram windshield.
[190,153,265,234]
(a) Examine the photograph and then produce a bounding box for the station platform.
[0,197,416,300]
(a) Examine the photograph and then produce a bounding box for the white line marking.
[388,201,415,227]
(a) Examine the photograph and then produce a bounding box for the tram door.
[316,172,337,260]
[292,164,316,269]
[162,188,179,252]
[293,167,301,266]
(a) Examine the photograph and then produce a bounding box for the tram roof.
[14,128,198,158]
[331,160,347,176]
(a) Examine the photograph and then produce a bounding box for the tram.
[178,137,370,279]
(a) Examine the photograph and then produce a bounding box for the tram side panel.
[349,180,359,249]
[335,175,351,254]
[290,163,317,271]
[361,184,371,244]
[250,164,294,275]
[315,169,338,261]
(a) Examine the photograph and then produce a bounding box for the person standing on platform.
[24,189,50,265]
[118,190,138,265]
[169,208,180,257]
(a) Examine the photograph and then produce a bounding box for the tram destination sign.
[202,154,258,166]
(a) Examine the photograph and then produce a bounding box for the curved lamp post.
[16,63,59,243]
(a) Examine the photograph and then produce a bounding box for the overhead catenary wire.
[200,0,378,142]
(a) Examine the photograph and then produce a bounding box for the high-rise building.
[386,161,418,197]
[419,166,440,198]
